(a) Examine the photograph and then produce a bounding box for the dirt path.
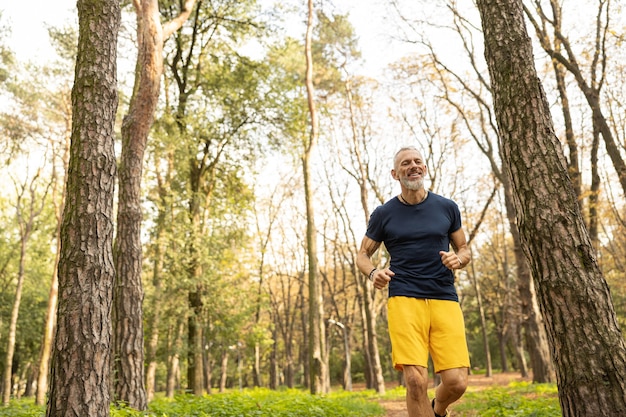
[379,372,530,417]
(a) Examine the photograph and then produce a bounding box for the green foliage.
[373,381,560,417]
[453,382,560,417]
[0,389,384,417]
[147,389,384,417]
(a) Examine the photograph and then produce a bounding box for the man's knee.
[441,368,468,397]
[403,366,429,400]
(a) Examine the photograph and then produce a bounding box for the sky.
[1,0,407,77]
[2,0,77,64]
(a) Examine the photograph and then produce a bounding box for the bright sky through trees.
[2,0,408,76]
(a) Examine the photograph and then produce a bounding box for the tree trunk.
[166,320,184,398]
[2,231,27,404]
[509,318,528,378]
[219,350,229,392]
[269,323,278,389]
[187,292,205,395]
[363,281,386,393]
[113,0,195,408]
[503,185,554,382]
[304,0,328,395]
[588,124,600,248]
[470,267,492,377]
[145,241,164,401]
[477,0,626,414]
[46,0,120,414]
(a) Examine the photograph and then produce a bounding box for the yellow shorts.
[388,297,470,373]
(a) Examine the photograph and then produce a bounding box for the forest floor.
[377,372,531,417]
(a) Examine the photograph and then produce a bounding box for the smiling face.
[391,147,427,191]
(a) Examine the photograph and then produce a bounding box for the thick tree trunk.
[46,0,120,414]
[503,185,554,382]
[114,0,195,406]
[477,0,626,414]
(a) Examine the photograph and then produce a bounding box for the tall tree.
[303,0,327,395]
[46,0,120,415]
[36,26,78,407]
[476,0,626,414]
[112,0,195,409]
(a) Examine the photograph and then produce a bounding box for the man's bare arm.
[356,236,381,276]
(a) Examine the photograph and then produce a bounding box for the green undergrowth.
[450,381,560,417]
[0,382,561,417]
[0,388,385,417]
[374,381,560,417]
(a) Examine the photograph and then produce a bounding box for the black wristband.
[368,268,377,281]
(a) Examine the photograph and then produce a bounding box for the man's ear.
[391,168,398,180]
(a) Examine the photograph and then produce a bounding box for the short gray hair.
[393,146,421,167]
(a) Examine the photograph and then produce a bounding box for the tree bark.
[503,185,554,382]
[476,0,626,414]
[304,0,328,395]
[113,0,195,408]
[46,0,120,414]
[470,265,492,377]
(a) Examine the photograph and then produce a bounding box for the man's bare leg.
[432,367,469,416]
[403,365,434,417]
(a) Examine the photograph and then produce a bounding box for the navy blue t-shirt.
[365,192,462,301]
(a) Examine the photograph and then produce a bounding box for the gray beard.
[401,177,424,191]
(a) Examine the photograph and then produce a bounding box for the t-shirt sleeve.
[365,206,384,242]
[449,201,462,234]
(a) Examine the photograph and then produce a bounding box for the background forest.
[0,0,625,407]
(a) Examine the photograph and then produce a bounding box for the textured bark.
[46,0,120,415]
[113,0,195,407]
[476,0,626,415]
[502,185,554,382]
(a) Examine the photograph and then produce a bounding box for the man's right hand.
[371,268,394,290]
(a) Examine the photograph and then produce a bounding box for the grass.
[0,381,560,417]
[453,381,560,416]
[0,388,385,417]
[377,380,560,417]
